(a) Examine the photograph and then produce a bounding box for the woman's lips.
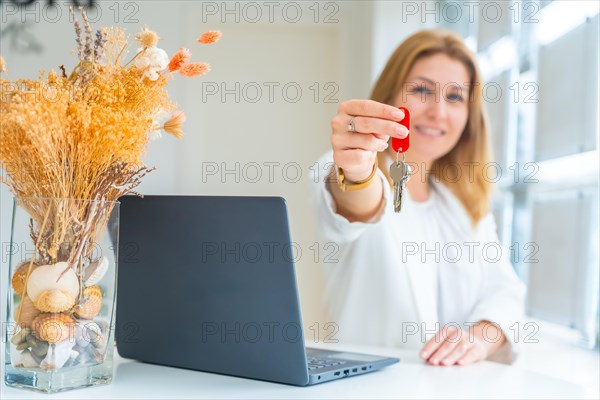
[414,125,445,137]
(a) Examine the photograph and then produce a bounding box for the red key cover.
[391,107,410,153]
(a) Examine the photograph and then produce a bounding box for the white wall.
[371,1,437,83]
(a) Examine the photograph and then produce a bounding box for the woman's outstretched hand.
[331,100,409,182]
[419,321,506,366]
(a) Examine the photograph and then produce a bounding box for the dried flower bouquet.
[0,6,220,386]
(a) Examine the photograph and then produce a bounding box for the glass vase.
[4,197,119,393]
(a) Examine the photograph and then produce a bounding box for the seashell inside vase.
[33,289,76,313]
[6,197,121,391]
[40,339,76,371]
[26,333,49,358]
[84,256,109,286]
[15,296,41,328]
[26,261,79,301]
[11,260,39,296]
[10,328,30,347]
[74,286,103,320]
[14,349,40,369]
[74,320,102,348]
[31,313,76,344]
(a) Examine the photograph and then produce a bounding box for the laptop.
[115,195,399,386]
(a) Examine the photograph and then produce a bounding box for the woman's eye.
[411,86,434,95]
[447,93,464,102]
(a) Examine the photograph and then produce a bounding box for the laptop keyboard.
[307,356,347,371]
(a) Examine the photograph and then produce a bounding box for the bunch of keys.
[389,107,412,213]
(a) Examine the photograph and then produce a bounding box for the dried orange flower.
[1,15,221,222]
[162,111,186,138]
[179,62,210,78]
[198,30,222,44]
[0,56,7,74]
[135,26,160,48]
[168,48,191,72]
[0,11,224,277]
[47,70,58,84]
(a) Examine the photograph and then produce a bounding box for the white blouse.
[309,150,527,364]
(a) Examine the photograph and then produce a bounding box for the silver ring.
[348,116,357,133]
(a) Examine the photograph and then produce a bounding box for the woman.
[310,30,526,366]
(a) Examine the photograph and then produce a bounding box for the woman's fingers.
[330,115,405,141]
[440,342,471,366]
[334,100,408,139]
[422,326,469,365]
[420,337,442,361]
[330,98,408,180]
[339,99,405,122]
[332,131,389,152]
[422,331,487,367]
[351,116,409,139]
[426,338,459,365]
[420,326,459,360]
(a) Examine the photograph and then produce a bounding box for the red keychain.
[391,107,410,153]
[389,107,411,213]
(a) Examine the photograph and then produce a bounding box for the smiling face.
[391,53,470,164]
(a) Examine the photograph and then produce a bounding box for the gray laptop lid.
[116,195,310,385]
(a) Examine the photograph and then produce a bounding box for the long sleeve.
[308,150,390,244]
[308,153,527,358]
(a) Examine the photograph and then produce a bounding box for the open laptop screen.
[116,195,310,385]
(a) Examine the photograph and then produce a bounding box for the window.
[441,0,600,347]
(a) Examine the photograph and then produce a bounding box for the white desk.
[1,343,598,399]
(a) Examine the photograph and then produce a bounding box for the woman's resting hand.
[419,321,506,366]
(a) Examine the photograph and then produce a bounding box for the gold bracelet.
[336,158,379,192]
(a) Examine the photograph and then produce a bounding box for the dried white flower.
[134,47,169,81]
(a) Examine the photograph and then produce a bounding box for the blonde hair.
[373,29,492,226]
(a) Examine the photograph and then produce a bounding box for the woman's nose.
[425,94,448,120]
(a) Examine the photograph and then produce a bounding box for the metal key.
[389,161,411,213]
